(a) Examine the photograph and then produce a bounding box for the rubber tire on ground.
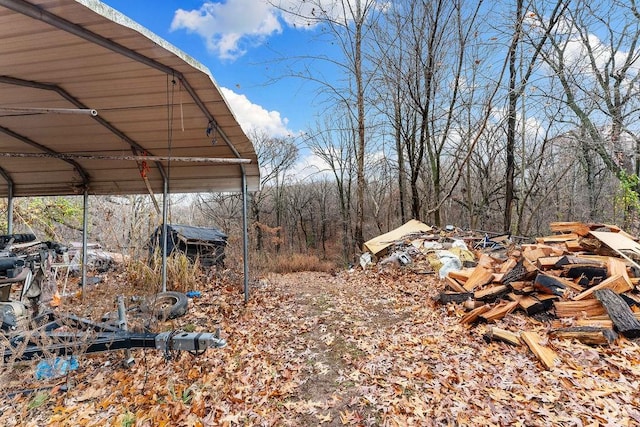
[150,291,188,320]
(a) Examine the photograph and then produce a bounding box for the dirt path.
[1,269,640,426]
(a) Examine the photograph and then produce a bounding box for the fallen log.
[550,326,617,346]
[594,289,640,338]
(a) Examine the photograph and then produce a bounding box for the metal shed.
[0,0,260,298]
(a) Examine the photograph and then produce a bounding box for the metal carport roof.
[0,0,260,197]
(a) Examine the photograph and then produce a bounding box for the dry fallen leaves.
[1,269,639,426]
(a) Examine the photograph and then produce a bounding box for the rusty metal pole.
[6,182,13,234]
[161,176,168,293]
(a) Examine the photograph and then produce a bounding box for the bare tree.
[274,0,382,251]
[305,112,356,261]
[247,130,298,250]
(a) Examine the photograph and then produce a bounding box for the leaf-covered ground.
[1,269,640,426]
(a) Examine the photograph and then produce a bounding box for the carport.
[0,0,260,300]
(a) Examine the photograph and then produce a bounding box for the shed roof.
[0,0,260,197]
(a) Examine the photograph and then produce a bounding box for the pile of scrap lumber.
[438,221,640,369]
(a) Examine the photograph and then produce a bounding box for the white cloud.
[290,152,335,181]
[220,87,291,137]
[171,0,384,60]
[171,0,282,60]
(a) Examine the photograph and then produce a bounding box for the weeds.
[123,251,204,293]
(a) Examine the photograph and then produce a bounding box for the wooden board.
[463,266,494,292]
[572,274,632,300]
[589,231,640,271]
[521,331,560,370]
[550,327,617,346]
[554,299,606,318]
[549,222,594,237]
[483,327,521,346]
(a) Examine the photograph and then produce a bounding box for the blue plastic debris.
[186,290,201,298]
[35,356,79,379]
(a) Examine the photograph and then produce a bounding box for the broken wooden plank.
[460,304,491,325]
[523,247,549,263]
[573,274,632,301]
[607,257,632,289]
[550,326,617,346]
[499,258,517,274]
[594,289,640,338]
[462,265,494,292]
[509,281,535,294]
[536,233,580,244]
[447,269,472,283]
[589,231,640,271]
[439,292,474,304]
[521,331,560,370]
[533,273,568,297]
[476,253,495,269]
[536,256,563,270]
[445,276,468,293]
[554,255,604,268]
[563,265,608,281]
[479,300,519,322]
[554,299,606,318]
[575,312,640,328]
[483,327,521,346]
[502,260,529,285]
[474,284,509,301]
[549,222,594,237]
[514,294,557,315]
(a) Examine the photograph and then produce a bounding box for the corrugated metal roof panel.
[0,0,260,197]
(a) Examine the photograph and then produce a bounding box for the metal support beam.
[242,172,249,303]
[0,152,252,164]
[6,182,13,234]
[81,189,89,295]
[161,177,169,293]
[0,107,97,116]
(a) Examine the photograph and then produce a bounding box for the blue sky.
[101,0,323,140]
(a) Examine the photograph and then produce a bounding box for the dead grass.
[252,252,336,274]
[123,251,204,294]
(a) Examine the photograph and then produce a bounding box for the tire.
[148,291,188,320]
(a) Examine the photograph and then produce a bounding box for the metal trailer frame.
[3,309,226,362]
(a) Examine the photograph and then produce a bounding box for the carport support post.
[81,189,89,299]
[6,183,13,234]
[161,178,168,293]
[242,172,249,302]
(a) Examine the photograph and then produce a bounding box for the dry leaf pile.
[0,263,639,425]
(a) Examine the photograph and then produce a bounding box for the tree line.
[231,0,640,262]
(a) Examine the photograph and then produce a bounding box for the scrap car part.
[2,311,226,362]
